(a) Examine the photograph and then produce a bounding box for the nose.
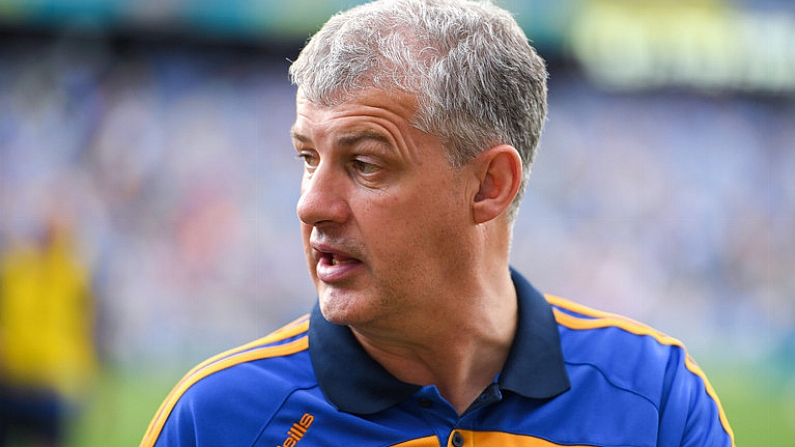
[296,163,350,227]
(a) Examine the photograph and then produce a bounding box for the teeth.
[330,257,352,266]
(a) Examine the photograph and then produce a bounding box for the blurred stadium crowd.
[0,35,792,377]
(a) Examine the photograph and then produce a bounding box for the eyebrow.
[335,130,391,148]
[290,128,309,143]
[290,128,392,148]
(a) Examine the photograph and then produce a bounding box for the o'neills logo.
[277,413,314,447]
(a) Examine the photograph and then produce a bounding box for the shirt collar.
[308,268,571,415]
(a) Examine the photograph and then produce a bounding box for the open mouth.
[331,255,357,266]
[313,244,364,283]
[320,251,360,266]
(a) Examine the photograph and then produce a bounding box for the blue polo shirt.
[140,270,734,447]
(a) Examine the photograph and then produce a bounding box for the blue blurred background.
[0,0,793,445]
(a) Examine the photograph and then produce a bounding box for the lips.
[313,243,363,283]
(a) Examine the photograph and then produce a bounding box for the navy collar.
[308,269,571,414]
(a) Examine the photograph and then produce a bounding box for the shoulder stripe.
[546,294,642,324]
[550,306,684,348]
[181,314,309,384]
[139,318,310,447]
[547,295,692,357]
[547,295,735,445]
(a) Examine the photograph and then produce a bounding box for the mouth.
[320,251,359,266]
[313,244,363,282]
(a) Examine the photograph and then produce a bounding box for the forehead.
[291,89,419,140]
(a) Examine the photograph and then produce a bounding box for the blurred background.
[0,0,792,445]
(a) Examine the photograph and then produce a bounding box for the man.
[140,0,735,446]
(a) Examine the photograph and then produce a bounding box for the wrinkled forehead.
[294,87,420,122]
[291,87,422,141]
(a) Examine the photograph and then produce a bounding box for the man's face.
[291,89,477,328]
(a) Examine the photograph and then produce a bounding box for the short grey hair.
[289,0,548,220]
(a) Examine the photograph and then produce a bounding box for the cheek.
[357,172,465,249]
[366,194,456,256]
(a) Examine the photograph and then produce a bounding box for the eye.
[296,151,319,169]
[351,158,380,175]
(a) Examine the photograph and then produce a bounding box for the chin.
[318,290,374,327]
[318,290,355,324]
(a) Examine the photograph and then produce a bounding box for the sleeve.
[139,382,209,447]
[139,368,263,447]
[657,347,735,447]
[148,399,198,447]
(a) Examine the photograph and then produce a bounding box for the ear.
[471,144,523,224]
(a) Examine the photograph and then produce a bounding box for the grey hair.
[289,0,547,221]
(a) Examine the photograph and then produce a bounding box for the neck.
[350,265,518,414]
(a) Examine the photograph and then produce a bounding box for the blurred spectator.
[0,208,97,446]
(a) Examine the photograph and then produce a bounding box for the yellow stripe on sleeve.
[547,296,735,446]
[138,321,310,447]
